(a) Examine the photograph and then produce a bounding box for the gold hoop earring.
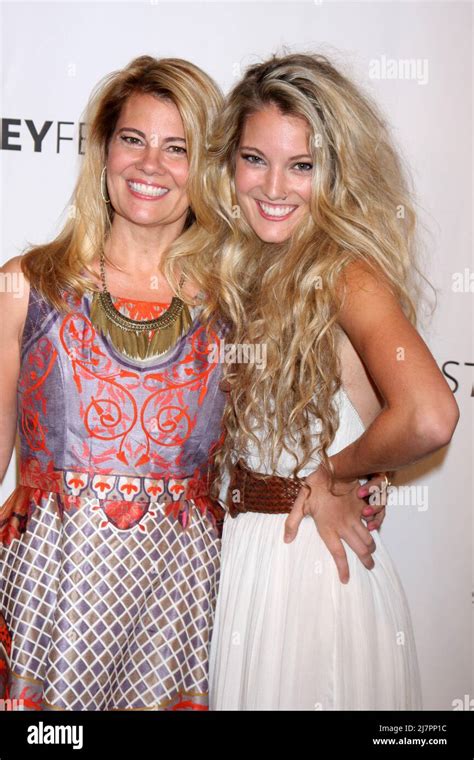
[101,166,111,204]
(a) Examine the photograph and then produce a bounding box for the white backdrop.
[1,0,472,710]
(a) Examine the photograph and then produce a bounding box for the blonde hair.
[21,55,223,312]
[167,51,435,490]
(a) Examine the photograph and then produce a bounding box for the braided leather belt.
[228,461,301,517]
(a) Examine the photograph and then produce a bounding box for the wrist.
[306,463,359,496]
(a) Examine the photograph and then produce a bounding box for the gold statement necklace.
[89,250,193,361]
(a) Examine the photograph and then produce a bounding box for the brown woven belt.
[227,461,301,517]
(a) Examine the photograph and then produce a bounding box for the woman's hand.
[357,473,390,531]
[283,467,389,584]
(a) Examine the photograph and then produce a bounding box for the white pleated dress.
[209,388,422,710]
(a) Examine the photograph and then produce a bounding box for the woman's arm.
[0,256,30,483]
[284,260,459,583]
[328,260,459,482]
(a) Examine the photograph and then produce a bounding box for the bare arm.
[284,261,460,583]
[328,260,459,482]
[0,256,30,483]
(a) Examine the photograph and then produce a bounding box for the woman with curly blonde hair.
[168,52,460,710]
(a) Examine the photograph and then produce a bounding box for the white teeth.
[128,181,169,197]
[258,201,296,217]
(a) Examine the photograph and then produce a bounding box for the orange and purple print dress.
[0,286,227,710]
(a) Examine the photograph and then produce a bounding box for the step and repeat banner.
[1,1,472,711]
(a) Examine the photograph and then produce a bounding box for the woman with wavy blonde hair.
[169,52,459,709]
[0,55,228,711]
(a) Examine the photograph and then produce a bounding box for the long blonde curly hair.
[166,51,435,492]
[20,55,223,312]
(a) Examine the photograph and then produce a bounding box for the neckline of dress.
[110,294,172,305]
[84,288,172,306]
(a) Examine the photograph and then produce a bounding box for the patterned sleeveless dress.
[0,285,227,711]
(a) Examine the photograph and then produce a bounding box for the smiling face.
[234,103,313,243]
[105,92,190,230]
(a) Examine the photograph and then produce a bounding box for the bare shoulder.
[336,258,396,302]
[335,259,405,351]
[0,255,31,346]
